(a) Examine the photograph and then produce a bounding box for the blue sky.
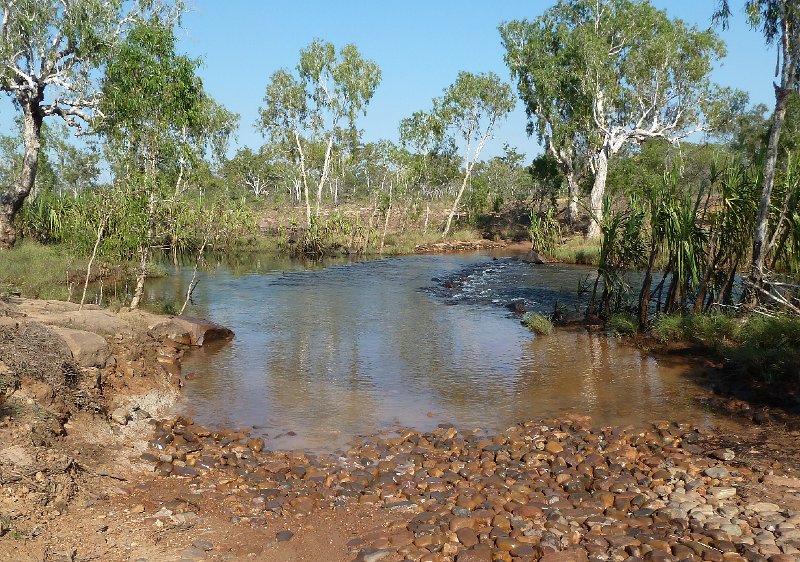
[0,1,778,162]
[174,1,777,161]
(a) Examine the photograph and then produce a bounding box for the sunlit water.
[144,252,723,452]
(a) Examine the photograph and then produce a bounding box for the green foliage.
[290,213,375,257]
[503,0,730,235]
[529,209,561,256]
[521,313,553,335]
[99,17,225,178]
[652,311,800,387]
[607,313,637,337]
[19,184,256,259]
[400,71,515,236]
[258,40,381,223]
[651,313,735,348]
[651,313,686,343]
[588,195,648,316]
[0,240,80,299]
[734,315,800,385]
[686,314,737,349]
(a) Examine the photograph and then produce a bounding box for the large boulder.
[146,315,234,346]
[521,248,546,264]
[49,325,112,368]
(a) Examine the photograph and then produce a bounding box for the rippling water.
[145,252,721,452]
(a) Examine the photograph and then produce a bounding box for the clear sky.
[0,1,779,162]
[174,0,777,161]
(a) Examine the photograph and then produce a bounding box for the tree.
[400,71,515,238]
[259,39,381,226]
[98,18,235,309]
[503,0,726,238]
[717,1,800,302]
[501,18,592,229]
[222,147,277,199]
[0,0,173,249]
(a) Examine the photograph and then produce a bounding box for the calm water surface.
[146,252,722,452]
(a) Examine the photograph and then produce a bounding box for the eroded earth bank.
[0,298,799,562]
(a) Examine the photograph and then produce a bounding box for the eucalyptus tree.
[98,18,236,309]
[222,147,275,199]
[0,0,177,249]
[259,39,381,226]
[400,71,515,238]
[500,18,592,229]
[717,1,800,302]
[503,0,726,238]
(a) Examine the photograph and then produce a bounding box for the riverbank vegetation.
[0,1,798,393]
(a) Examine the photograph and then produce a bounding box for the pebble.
[142,415,798,562]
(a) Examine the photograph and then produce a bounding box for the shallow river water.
[146,251,723,452]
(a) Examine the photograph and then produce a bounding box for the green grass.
[550,236,601,266]
[733,315,800,386]
[652,312,800,389]
[521,313,553,335]
[0,240,83,300]
[651,313,736,352]
[651,313,686,343]
[607,313,637,337]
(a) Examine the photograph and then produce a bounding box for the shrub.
[684,313,736,351]
[734,315,800,385]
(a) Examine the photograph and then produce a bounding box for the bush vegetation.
[652,312,800,387]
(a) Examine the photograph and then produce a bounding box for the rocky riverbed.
[1,297,799,562]
[123,415,800,562]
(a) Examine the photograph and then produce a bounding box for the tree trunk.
[0,99,43,249]
[746,16,800,304]
[315,135,335,218]
[443,163,473,238]
[566,171,579,230]
[746,86,789,302]
[129,191,156,311]
[637,244,659,328]
[293,130,312,227]
[586,148,608,239]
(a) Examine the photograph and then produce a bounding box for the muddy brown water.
[145,251,731,452]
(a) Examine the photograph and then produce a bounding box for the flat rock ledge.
[415,240,510,254]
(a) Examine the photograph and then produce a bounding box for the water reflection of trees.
[152,255,707,447]
[512,330,678,426]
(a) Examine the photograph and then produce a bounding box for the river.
[145,251,722,452]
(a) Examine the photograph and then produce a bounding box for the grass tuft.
[521,313,553,335]
[607,313,637,337]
